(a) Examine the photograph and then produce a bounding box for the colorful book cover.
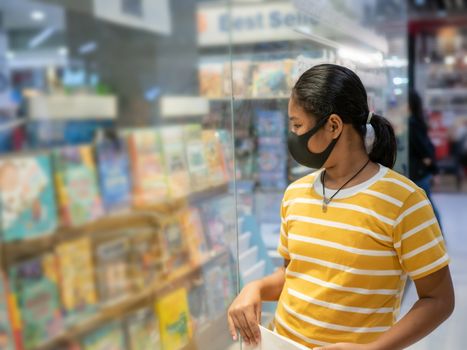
[203,266,228,320]
[0,274,14,350]
[187,282,208,332]
[161,217,189,273]
[53,146,104,227]
[198,61,223,98]
[160,126,191,199]
[126,129,169,207]
[180,207,208,265]
[56,237,98,324]
[202,130,226,187]
[216,129,234,182]
[154,288,192,350]
[203,262,235,320]
[255,110,286,139]
[82,323,125,350]
[251,61,287,97]
[223,60,252,97]
[200,195,236,253]
[183,124,209,192]
[129,230,163,289]
[9,254,64,349]
[95,133,132,212]
[0,154,57,242]
[95,237,131,303]
[257,142,288,190]
[125,308,161,350]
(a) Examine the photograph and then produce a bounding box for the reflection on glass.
[0,0,237,349]
[0,0,410,349]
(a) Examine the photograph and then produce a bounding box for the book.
[202,130,226,187]
[257,142,288,190]
[198,61,223,98]
[255,110,288,190]
[95,237,131,303]
[155,288,192,350]
[56,237,98,323]
[95,132,132,212]
[255,110,286,139]
[161,216,189,273]
[204,259,235,320]
[180,207,208,265]
[126,129,169,207]
[244,325,309,350]
[183,124,209,191]
[0,274,14,350]
[216,129,234,182]
[125,308,161,350]
[252,61,287,97]
[203,266,228,320]
[223,60,252,97]
[187,280,208,332]
[129,230,163,290]
[0,154,57,242]
[200,195,236,252]
[160,126,191,199]
[82,323,125,350]
[54,146,104,227]
[9,254,64,349]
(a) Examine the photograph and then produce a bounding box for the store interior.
[0,0,465,349]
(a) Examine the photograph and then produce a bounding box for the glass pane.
[227,0,409,348]
[0,1,238,349]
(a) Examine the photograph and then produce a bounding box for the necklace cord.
[321,159,371,204]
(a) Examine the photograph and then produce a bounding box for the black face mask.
[287,116,340,169]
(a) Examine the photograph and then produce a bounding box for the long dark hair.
[292,64,397,169]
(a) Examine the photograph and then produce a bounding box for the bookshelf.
[0,122,237,350]
[0,182,229,264]
[34,248,230,350]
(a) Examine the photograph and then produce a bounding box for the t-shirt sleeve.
[277,197,290,260]
[393,188,449,280]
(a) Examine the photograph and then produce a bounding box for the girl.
[227,64,454,350]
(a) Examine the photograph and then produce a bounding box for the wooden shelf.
[34,249,230,350]
[1,183,230,264]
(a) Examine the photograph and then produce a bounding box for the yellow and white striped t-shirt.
[275,165,449,348]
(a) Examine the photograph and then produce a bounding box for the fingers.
[228,306,260,345]
[227,313,238,341]
[242,310,260,344]
[231,312,253,344]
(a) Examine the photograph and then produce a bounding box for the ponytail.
[367,114,397,169]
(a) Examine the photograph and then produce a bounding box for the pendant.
[322,198,330,213]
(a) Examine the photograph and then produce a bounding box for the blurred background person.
[409,89,442,226]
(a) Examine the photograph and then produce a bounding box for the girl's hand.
[313,343,373,350]
[227,281,262,346]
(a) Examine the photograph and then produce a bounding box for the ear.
[328,114,344,138]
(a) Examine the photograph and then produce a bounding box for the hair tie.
[367,111,373,124]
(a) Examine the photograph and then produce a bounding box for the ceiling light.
[31,11,45,21]
[393,77,409,85]
[384,57,408,68]
[58,47,68,56]
[28,27,56,49]
[444,56,455,65]
[338,47,383,66]
[79,41,98,55]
